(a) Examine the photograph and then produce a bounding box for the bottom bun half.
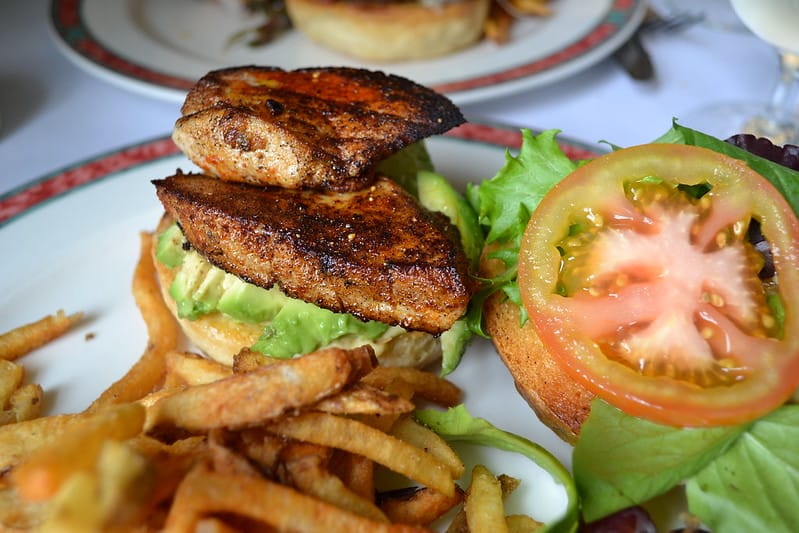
[151,221,442,368]
[285,0,491,61]
[481,250,594,444]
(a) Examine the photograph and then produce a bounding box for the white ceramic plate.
[49,0,646,105]
[0,123,600,526]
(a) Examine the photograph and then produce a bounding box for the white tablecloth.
[0,0,777,198]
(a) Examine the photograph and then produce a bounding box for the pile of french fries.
[0,233,543,532]
[485,0,554,45]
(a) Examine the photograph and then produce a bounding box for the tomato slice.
[518,144,799,427]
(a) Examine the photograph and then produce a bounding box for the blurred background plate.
[49,0,646,105]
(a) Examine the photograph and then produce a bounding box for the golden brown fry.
[87,233,180,412]
[269,412,456,497]
[329,450,375,502]
[498,473,522,497]
[361,367,462,407]
[13,403,145,501]
[465,464,508,533]
[0,310,83,362]
[129,434,207,509]
[165,350,232,386]
[0,485,48,530]
[164,463,430,533]
[0,413,82,480]
[445,507,468,533]
[508,0,551,16]
[233,428,285,473]
[145,347,360,433]
[0,360,24,407]
[207,435,263,479]
[506,513,545,532]
[278,442,388,522]
[37,440,156,533]
[8,383,44,423]
[194,517,241,533]
[484,2,514,45]
[379,486,465,526]
[390,416,465,479]
[313,383,416,416]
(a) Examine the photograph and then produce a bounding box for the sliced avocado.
[169,252,216,320]
[217,279,287,323]
[157,223,412,361]
[376,141,434,196]
[439,319,472,377]
[252,299,390,359]
[155,222,187,268]
[417,169,484,268]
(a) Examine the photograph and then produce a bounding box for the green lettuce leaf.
[657,122,799,216]
[686,405,799,533]
[574,399,746,522]
[415,404,579,533]
[464,129,580,335]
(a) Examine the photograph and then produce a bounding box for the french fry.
[38,439,156,533]
[484,2,514,44]
[86,233,180,412]
[12,403,145,501]
[0,310,83,362]
[329,450,375,502]
[509,0,551,16]
[0,414,82,478]
[8,383,44,423]
[379,486,465,526]
[0,486,48,530]
[268,412,456,497]
[465,464,508,533]
[145,347,361,433]
[164,463,430,533]
[0,360,24,407]
[361,367,462,407]
[129,434,207,508]
[232,428,285,473]
[390,416,465,478]
[165,350,232,386]
[506,513,545,532]
[278,442,389,522]
[194,517,241,533]
[313,383,416,416]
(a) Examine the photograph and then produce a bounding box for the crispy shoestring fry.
[0,310,83,361]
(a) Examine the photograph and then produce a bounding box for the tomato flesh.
[519,144,799,427]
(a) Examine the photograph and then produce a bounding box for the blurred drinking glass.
[676,1,799,144]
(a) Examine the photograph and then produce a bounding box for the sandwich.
[151,66,480,369]
[284,0,492,62]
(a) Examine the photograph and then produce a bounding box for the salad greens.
[462,121,799,532]
[464,129,584,335]
[415,405,579,533]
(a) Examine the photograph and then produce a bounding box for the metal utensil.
[613,10,705,81]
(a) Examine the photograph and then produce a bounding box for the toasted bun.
[152,218,442,368]
[481,254,594,444]
[285,0,491,61]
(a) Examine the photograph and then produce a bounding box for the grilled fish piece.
[153,172,474,334]
[173,66,465,191]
